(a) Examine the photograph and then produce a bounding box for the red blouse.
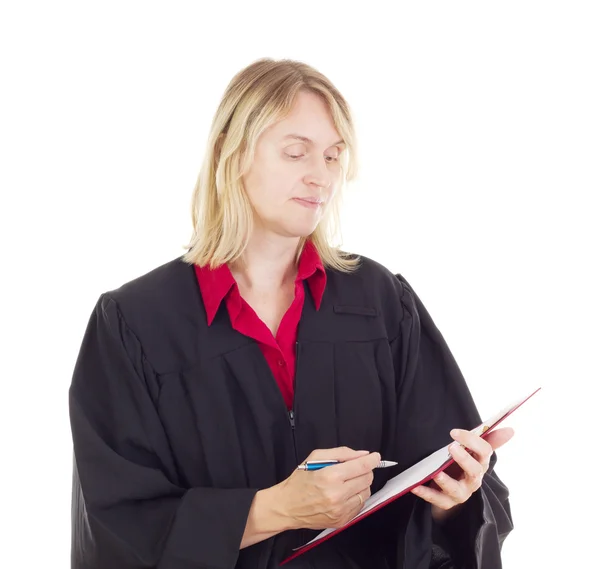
[194,241,326,410]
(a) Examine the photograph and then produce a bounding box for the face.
[241,90,345,240]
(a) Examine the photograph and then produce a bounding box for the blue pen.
[297,459,398,471]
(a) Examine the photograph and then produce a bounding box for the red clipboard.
[281,386,541,566]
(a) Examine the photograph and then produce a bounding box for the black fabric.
[68,254,513,568]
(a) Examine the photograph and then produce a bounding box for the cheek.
[246,166,293,207]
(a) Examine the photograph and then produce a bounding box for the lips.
[292,197,324,210]
[294,197,324,204]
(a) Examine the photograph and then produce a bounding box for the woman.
[69,58,515,569]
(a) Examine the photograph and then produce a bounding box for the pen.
[297,459,398,471]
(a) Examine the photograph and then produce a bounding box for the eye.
[286,154,339,162]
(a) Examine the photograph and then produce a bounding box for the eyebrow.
[282,133,345,147]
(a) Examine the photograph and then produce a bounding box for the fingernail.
[450,429,460,437]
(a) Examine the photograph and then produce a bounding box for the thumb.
[485,427,515,451]
[305,446,370,463]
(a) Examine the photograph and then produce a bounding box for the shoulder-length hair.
[182,57,361,272]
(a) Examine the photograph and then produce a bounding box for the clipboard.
[281,386,541,565]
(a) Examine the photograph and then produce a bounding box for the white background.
[1,1,598,567]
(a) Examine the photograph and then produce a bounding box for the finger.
[411,482,457,510]
[305,447,370,463]
[339,471,374,501]
[449,442,487,482]
[431,471,471,503]
[483,427,515,451]
[333,452,381,481]
[450,429,492,461]
[345,488,370,514]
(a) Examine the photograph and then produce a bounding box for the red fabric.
[194,240,326,410]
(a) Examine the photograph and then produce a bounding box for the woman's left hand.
[410,427,515,523]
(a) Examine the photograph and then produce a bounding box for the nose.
[303,155,333,190]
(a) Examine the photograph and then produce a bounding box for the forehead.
[281,133,345,146]
[266,91,343,146]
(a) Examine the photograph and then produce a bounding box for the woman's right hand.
[274,447,381,530]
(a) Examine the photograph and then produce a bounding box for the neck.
[229,233,304,294]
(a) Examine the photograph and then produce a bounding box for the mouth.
[293,197,325,208]
[292,197,324,210]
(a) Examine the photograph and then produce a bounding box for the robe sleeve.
[69,293,258,569]
[389,273,514,569]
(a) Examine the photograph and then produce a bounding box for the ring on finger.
[356,493,363,507]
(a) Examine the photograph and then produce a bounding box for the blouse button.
[278,359,285,366]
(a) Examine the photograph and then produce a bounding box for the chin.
[287,226,317,239]
[278,220,319,239]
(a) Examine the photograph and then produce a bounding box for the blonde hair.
[182,57,361,272]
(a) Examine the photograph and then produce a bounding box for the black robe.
[68,253,513,569]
